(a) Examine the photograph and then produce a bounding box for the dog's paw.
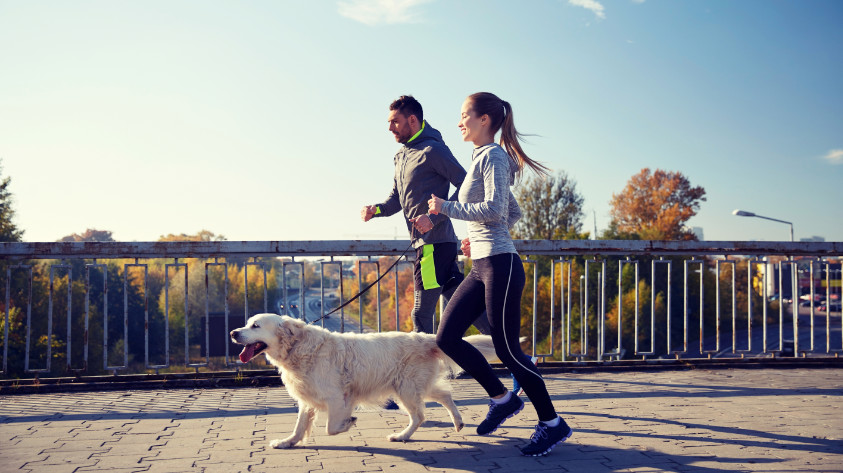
[454,422,464,432]
[387,432,410,442]
[269,437,298,449]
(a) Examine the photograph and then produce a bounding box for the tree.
[158,230,226,242]
[507,171,587,355]
[512,171,586,240]
[59,228,115,242]
[609,168,706,241]
[0,161,24,242]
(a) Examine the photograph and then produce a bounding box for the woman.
[428,92,572,457]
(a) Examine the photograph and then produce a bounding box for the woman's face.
[458,99,489,146]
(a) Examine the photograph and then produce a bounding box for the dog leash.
[307,226,421,326]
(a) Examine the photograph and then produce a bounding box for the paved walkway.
[1,368,841,473]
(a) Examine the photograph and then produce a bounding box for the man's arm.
[365,177,402,221]
[427,145,467,227]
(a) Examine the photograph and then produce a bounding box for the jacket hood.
[405,121,445,149]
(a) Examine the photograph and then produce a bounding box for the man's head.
[388,95,423,144]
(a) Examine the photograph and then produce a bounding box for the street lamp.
[732,209,794,241]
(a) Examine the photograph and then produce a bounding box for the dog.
[230,313,498,448]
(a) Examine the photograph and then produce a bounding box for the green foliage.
[0,161,24,243]
[512,171,585,240]
[58,229,115,242]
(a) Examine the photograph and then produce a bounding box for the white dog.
[230,313,498,448]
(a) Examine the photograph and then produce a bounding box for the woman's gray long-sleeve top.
[440,143,522,259]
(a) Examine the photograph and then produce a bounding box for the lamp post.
[732,209,794,242]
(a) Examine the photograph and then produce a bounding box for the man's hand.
[411,214,434,234]
[427,194,445,215]
[460,237,471,258]
[361,205,378,222]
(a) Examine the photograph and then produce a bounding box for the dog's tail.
[439,335,527,376]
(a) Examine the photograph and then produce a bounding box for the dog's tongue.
[239,344,256,363]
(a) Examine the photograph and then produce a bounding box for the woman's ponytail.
[468,92,549,180]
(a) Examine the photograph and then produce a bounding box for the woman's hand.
[410,214,434,233]
[428,194,445,215]
[460,237,471,258]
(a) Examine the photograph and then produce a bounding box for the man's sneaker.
[512,356,539,396]
[519,418,573,456]
[476,394,524,435]
[383,399,400,410]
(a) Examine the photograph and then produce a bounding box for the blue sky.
[1,0,841,243]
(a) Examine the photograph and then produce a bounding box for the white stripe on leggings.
[502,253,542,384]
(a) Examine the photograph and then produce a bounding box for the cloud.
[337,0,432,26]
[823,149,843,164]
[568,0,606,19]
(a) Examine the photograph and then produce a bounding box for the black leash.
[307,237,417,326]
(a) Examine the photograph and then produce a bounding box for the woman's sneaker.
[519,418,573,456]
[476,394,524,435]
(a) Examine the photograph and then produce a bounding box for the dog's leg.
[427,385,464,432]
[270,403,316,449]
[388,395,425,442]
[325,400,357,436]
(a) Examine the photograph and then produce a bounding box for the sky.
[1,0,841,244]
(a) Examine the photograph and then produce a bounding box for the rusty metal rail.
[1,240,841,379]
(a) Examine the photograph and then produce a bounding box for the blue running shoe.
[519,418,573,456]
[383,399,400,410]
[512,356,539,396]
[476,394,524,435]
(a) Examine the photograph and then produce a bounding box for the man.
[361,95,483,335]
[362,96,532,403]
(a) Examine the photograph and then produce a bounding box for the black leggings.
[435,253,556,422]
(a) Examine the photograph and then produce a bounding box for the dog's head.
[230,313,304,363]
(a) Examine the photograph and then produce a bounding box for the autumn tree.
[59,228,115,242]
[609,168,706,240]
[512,171,586,240]
[158,230,226,242]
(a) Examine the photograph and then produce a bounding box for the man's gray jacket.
[372,121,465,248]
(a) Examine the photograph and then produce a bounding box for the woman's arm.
[439,152,511,223]
[507,190,522,229]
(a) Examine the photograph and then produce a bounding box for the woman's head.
[461,92,549,178]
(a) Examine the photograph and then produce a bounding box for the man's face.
[388,110,414,144]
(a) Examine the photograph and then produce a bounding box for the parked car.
[818,302,842,312]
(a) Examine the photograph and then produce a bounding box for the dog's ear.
[275,317,300,352]
[277,319,294,338]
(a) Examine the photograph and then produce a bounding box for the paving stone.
[0,452,50,471]
[18,461,99,473]
[142,458,205,473]
[106,433,169,445]
[76,468,149,473]
[2,368,843,472]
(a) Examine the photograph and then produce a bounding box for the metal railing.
[1,239,841,378]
